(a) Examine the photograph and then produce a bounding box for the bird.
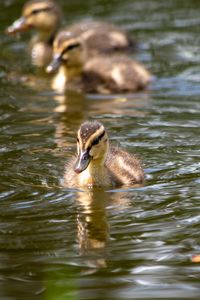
[6,0,62,67]
[63,121,144,188]
[46,31,151,94]
[6,0,136,67]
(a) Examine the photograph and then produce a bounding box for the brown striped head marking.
[53,31,82,57]
[23,0,56,17]
[77,121,105,149]
[74,121,108,172]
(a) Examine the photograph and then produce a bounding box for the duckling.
[6,0,136,67]
[46,31,151,94]
[7,0,62,67]
[64,121,144,188]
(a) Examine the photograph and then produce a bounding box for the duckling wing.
[105,146,144,185]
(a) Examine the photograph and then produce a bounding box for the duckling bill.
[64,121,144,188]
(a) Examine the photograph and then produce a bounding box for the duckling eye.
[91,130,105,146]
[66,43,80,51]
[31,9,41,15]
[31,7,51,15]
[77,138,79,143]
[61,43,80,58]
[92,137,99,146]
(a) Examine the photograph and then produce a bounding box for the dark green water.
[0,0,200,299]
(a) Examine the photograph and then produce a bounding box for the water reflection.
[0,185,136,300]
[76,189,109,270]
[75,188,138,271]
[52,89,152,155]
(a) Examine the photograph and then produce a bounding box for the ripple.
[1,0,200,299]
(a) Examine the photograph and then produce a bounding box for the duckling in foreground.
[64,121,144,188]
[6,0,136,67]
[46,31,151,94]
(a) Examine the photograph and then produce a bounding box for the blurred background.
[0,0,200,299]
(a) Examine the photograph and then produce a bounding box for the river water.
[0,0,200,299]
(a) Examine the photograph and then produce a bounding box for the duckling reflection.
[86,93,152,117]
[53,91,87,150]
[52,91,151,158]
[6,0,136,68]
[47,31,151,94]
[63,121,144,188]
[76,189,109,269]
[75,187,133,270]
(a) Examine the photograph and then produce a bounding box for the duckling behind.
[82,55,151,94]
[7,0,62,67]
[64,121,144,188]
[47,31,151,94]
[6,0,136,67]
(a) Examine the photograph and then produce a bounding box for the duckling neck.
[30,30,57,67]
[79,145,112,187]
[31,28,58,45]
[64,65,83,80]
[52,65,82,92]
[79,156,111,187]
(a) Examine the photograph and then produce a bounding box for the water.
[0,0,200,299]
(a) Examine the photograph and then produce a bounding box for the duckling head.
[7,0,62,35]
[46,31,86,73]
[74,121,109,174]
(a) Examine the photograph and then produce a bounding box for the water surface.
[0,0,200,299]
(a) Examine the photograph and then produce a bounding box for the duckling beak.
[46,54,62,73]
[74,151,92,174]
[6,17,29,35]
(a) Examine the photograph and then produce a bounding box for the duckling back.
[106,146,144,186]
[82,55,151,94]
[66,21,136,56]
